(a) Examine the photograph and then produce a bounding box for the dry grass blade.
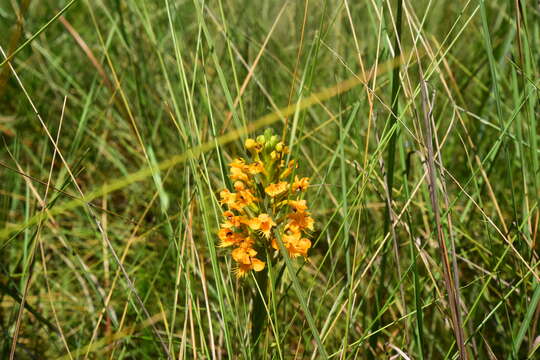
[419,79,468,359]
[58,15,112,90]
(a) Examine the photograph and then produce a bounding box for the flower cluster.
[218,130,315,277]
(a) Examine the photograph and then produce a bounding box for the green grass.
[0,0,539,358]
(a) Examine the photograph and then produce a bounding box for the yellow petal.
[251,258,265,272]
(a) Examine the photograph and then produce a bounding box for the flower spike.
[217,130,315,278]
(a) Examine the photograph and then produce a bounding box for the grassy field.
[1,0,539,359]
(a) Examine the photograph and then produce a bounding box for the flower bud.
[245,138,257,150]
[264,128,273,140]
[269,135,279,148]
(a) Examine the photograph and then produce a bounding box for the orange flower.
[236,189,257,208]
[231,241,266,277]
[246,161,264,175]
[235,258,265,277]
[265,181,288,197]
[232,246,258,264]
[229,159,249,181]
[233,181,245,191]
[291,176,309,192]
[288,237,311,257]
[230,167,249,182]
[284,224,301,238]
[248,213,276,238]
[288,211,314,231]
[288,199,308,212]
[271,227,311,257]
[223,210,235,220]
[219,189,236,207]
[220,189,248,211]
[229,158,246,169]
[259,214,276,238]
[241,236,255,248]
[218,227,242,247]
[222,211,244,228]
[271,224,299,250]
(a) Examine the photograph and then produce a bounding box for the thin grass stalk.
[373,0,404,355]
[420,79,468,360]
